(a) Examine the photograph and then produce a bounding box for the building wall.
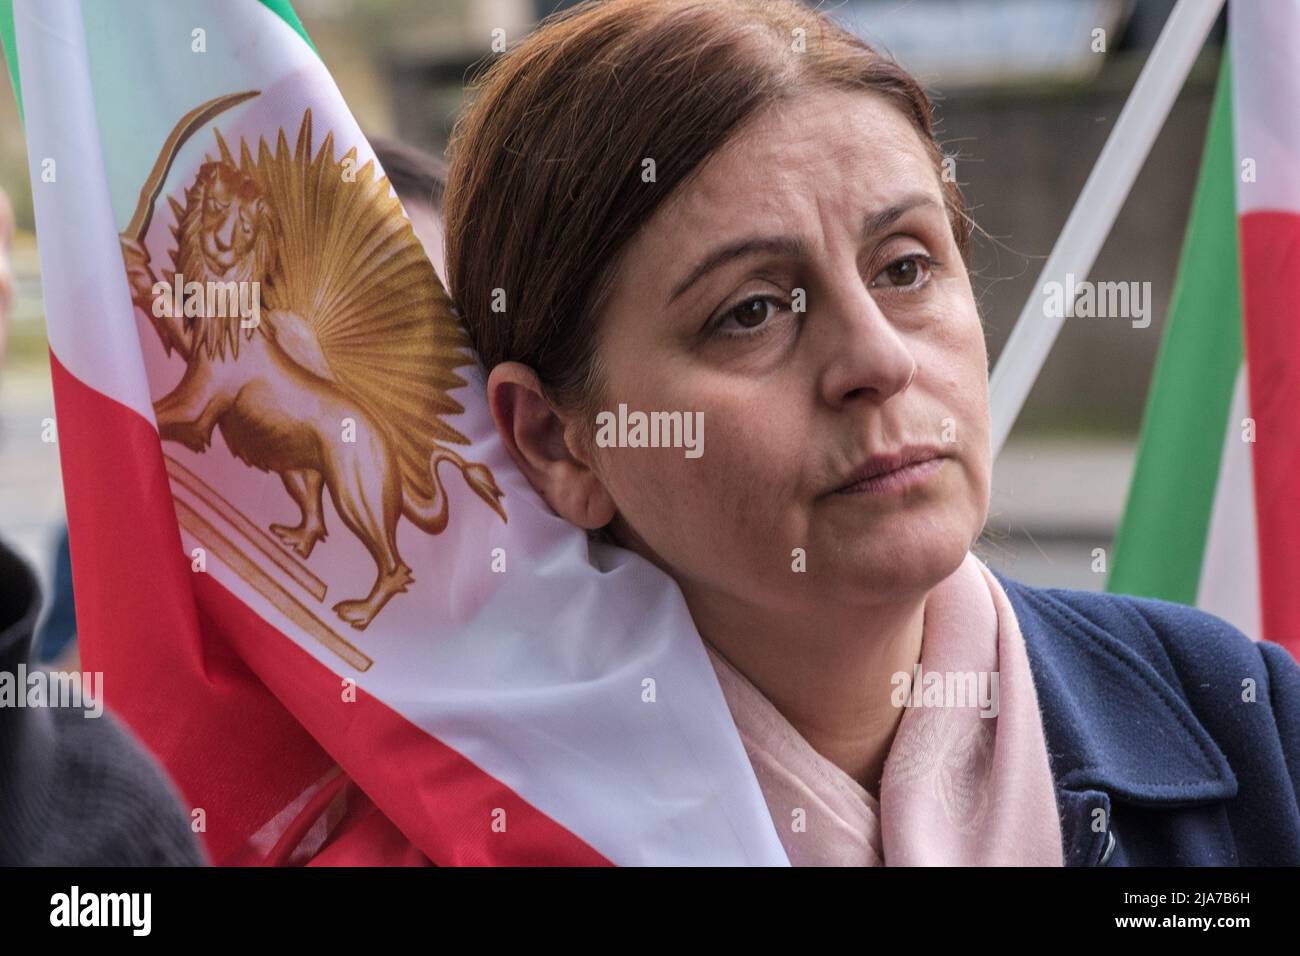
[936,58,1218,435]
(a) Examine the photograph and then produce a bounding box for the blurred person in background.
[34,526,78,669]
[0,184,206,866]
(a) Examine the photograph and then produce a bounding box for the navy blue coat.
[992,570,1300,866]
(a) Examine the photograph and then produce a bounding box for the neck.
[684,583,927,798]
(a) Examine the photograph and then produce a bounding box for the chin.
[826,505,976,598]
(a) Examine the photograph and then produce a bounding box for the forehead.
[636,88,938,265]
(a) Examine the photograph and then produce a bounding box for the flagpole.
[988,0,1226,456]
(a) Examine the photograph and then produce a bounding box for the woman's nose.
[816,279,918,408]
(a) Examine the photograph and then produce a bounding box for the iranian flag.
[1109,1,1300,662]
[0,0,787,865]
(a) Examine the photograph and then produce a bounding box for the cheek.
[921,287,988,417]
[595,377,807,564]
[926,296,992,508]
[687,402,802,523]
[956,336,990,443]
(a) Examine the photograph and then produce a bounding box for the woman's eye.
[870,254,936,290]
[712,295,783,337]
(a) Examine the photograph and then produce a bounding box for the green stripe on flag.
[1107,52,1242,603]
[259,0,317,55]
[0,0,22,120]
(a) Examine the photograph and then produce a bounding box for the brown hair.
[443,0,969,445]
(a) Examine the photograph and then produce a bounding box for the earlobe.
[486,361,617,529]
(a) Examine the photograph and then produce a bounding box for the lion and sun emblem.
[119,90,507,637]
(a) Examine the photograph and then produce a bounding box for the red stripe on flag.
[51,351,612,865]
[197,571,613,865]
[304,787,435,866]
[1240,210,1300,660]
[53,351,333,865]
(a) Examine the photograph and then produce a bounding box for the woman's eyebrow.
[665,191,939,306]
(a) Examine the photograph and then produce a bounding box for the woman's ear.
[486,361,617,530]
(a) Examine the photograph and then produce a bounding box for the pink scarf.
[703,551,1063,866]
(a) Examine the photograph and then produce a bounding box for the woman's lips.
[833,455,946,495]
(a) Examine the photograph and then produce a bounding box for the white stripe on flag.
[1196,363,1261,640]
[13,0,155,423]
[1231,0,1300,214]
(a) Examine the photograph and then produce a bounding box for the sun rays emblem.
[119,91,507,646]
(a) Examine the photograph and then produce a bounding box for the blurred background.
[0,0,1221,612]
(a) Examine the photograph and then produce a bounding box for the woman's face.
[581,87,991,616]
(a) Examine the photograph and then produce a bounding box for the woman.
[440,0,1300,865]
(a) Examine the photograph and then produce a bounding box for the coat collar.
[991,569,1237,803]
[990,570,1236,864]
